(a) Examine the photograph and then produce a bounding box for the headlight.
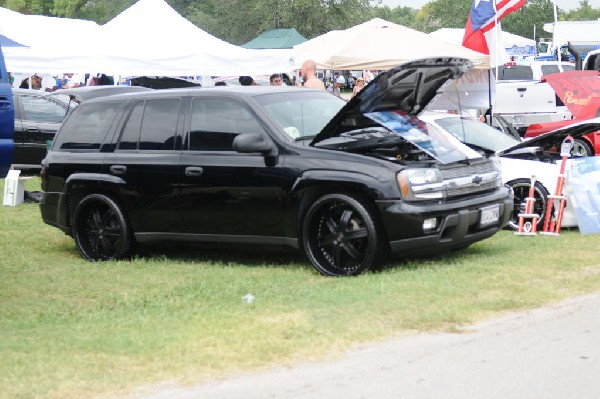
[397,168,444,200]
[489,155,504,187]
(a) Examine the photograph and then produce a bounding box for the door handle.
[185,166,203,177]
[110,165,127,175]
[25,127,41,133]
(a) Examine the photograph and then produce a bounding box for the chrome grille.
[440,162,495,180]
[446,180,499,197]
[441,161,500,198]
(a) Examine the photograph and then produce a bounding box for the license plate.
[479,204,500,227]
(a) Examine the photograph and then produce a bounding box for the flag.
[463,0,526,55]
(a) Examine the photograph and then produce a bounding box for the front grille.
[440,162,495,179]
[440,161,499,199]
[446,180,499,197]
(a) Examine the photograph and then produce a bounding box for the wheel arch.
[290,170,389,241]
[64,173,127,229]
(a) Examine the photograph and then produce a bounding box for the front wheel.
[506,179,550,231]
[72,193,136,261]
[302,193,386,276]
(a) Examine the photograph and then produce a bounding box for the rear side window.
[53,102,121,150]
[117,98,181,151]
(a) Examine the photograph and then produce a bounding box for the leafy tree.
[502,0,555,42]
[3,0,54,14]
[561,0,600,20]
[368,5,418,29]
[187,0,372,45]
[414,0,471,33]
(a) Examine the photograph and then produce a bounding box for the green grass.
[1,177,600,398]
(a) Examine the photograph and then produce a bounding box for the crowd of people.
[11,72,115,91]
[10,60,375,100]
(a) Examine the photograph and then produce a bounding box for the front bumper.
[378,187,513,255]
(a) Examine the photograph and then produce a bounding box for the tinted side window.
[139,99,181,151]
[20,95,66,123]
[118,101,144,150]
[187,98,264,151]
[53,102,121,150]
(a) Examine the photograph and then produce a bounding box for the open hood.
[543,70,600,120]
[311,57,472,145]
[498,117,600,156]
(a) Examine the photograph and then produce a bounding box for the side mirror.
[233,133,275,155]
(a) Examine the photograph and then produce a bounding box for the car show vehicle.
[11,88,70,169]
[0,44,14,177]
[39,57,513,276]
[420,112,600,231]
[523,70,600,157]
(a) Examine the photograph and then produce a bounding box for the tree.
[501,0,555,42]
[187,0,372,45]
[368,5,418,29]
[414,0,471,33]
[3,0,54,14]
[561,0,600,20]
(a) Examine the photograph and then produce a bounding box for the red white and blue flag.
[462,0,526,54]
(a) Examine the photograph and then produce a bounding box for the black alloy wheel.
[506,179,551,231]
[72,193,135,261]
[302,193,386,276]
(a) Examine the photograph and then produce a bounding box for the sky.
[378,0,600,11]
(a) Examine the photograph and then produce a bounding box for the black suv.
[40,58,513,276]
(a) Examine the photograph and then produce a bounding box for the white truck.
[490,61,574,135]
[536,20,600,62]
[492,80,571,135]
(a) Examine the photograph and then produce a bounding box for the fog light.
[423,218,438,231]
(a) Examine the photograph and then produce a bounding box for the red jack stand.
[541,135,574,236]
[515,175,539,236]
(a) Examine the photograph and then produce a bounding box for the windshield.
[432,116,521,152]
[255,91,345,139]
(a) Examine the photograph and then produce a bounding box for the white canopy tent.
[94,0,294,76]
[293,18,490,70]
[1,0,294,76]
[429,28,536,58]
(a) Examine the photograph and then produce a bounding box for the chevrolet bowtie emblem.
[472,175,483,184]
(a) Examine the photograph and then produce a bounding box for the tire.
[506,179,551,231]
[302,193,386,276]
[572,138,594,157]
[72,193,136,261]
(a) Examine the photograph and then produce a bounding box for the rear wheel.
[506,179,550,231]
[572,139,593,157]
[72,193,136,261]
[302,193,386,276]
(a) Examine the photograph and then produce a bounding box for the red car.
[524,70,600,156]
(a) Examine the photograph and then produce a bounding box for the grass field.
[1,177,600,399]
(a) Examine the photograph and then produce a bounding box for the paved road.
[139,292,600,399]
